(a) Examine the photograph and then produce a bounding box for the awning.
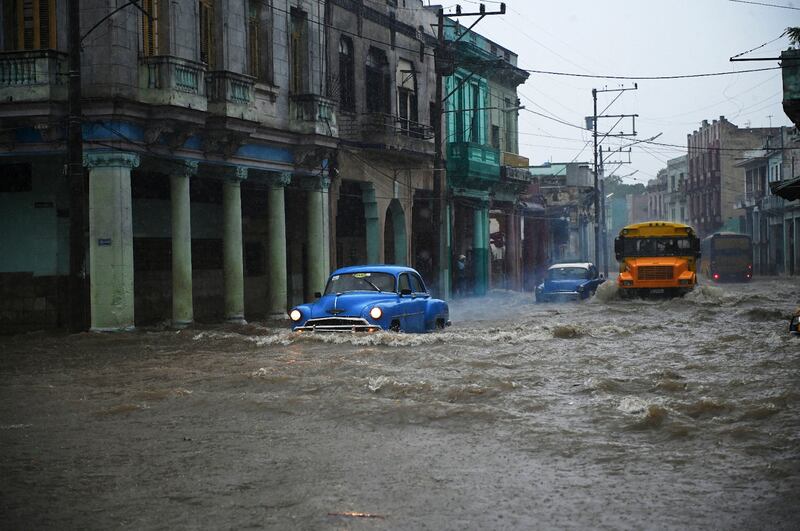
[770,176,800,201]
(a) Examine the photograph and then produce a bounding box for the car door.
[409,272,430,330]
[398,273,426,331]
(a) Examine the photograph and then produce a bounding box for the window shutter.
[199,1,215,68]
[248,8,259,77]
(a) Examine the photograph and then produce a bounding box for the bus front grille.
[638,266,673,280]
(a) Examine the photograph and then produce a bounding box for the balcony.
[206,70,256,122]
[447,141,500,187]
[289,93,338,137]
[0,50,68,103]
[759,193,787,212]
[781,48,800,127]
[339,113,434,155]
[138,55,207,111]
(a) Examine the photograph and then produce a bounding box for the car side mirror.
[599,273,605,280]
[400,288,412,296]
[314,292,322,299]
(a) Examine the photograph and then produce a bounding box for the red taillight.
[747,264,752,269]
[713,273,720,280]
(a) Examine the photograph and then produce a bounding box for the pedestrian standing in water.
[455,254,467,296]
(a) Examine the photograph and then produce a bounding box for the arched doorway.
[383,199,407,265]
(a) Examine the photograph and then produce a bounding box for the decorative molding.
[83,151,140,170]
[202,129,250,159]
[293,146,334,171]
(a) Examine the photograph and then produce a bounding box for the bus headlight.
[679,279,691,285]
[369,307,383,320]
[290,309,302,322]
[622,280,633,286]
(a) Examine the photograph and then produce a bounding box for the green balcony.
[782,48,800,127]
[447,142,500,188]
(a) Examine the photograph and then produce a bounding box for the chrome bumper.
[294,317,382,333]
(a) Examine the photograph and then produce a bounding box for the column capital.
[266,171,292,188]
[298,174,330,191]
[83,151,140,170]
[168,160,199,179]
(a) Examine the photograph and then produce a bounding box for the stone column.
[267,172,291,319]
[222,167,248,324]
[170,161,198,328]
[473,204,489,296]
[83,152,140,331]
[305,174,331,297]
[361,183,380,264]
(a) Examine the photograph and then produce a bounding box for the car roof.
[331,265,420,276]
[548,262,592,269]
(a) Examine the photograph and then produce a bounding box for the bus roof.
[703,232,751,241]
[619,221,696,237]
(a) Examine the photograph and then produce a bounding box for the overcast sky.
[444,0,796,184]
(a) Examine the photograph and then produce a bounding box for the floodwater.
[1,279,799,530]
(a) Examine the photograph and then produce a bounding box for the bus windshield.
[622,237,694,257]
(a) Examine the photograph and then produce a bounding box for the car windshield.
[324,272,396,294]
[548,267,589,280]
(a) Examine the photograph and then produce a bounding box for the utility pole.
[588,84,637,273]
[432,2,505,298]
[67,0,86,332]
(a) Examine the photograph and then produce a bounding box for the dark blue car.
[535,262,605,303]
[289,265,450,333]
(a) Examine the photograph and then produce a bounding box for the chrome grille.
[637,266,673,280]
[296,317,379,332]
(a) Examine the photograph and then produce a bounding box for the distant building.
[665,155,688,224]
[735,127,800,275]
[528,163,595,266]
[646,170,668,221]
[686,116,778,237]
[627,193,649,225]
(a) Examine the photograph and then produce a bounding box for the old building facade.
[0,0,446,333]
[686,116,777,238]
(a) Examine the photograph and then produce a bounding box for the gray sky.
[452,0,796,184]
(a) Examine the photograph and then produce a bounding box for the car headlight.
[577,285,584,293]
[369,307,382,320]
[289,309,302,322]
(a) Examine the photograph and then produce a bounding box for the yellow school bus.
[614,221,701,297]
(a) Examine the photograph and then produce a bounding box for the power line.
[516,65,782,80]
[729,0,800,10]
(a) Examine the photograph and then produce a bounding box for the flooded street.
[2,279,799,530]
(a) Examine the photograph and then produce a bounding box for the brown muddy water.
[1,279,799,530]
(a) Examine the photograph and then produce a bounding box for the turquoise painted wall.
[0,163,68,276]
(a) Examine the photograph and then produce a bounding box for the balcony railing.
[138,55,206,110]
[289,93,338,137]
[759,193,786,212]
[0,50,67,102]
[339,112,434,154]
[206,70,256,121]
[447,141,501,185]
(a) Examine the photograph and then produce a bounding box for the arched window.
[365,47,390,114]
[3,0,56,50]
[338,36,355,111]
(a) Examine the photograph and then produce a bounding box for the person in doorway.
[455,254,467,296]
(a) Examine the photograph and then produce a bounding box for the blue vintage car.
[535,262,605,303]
[289,265,450,332]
